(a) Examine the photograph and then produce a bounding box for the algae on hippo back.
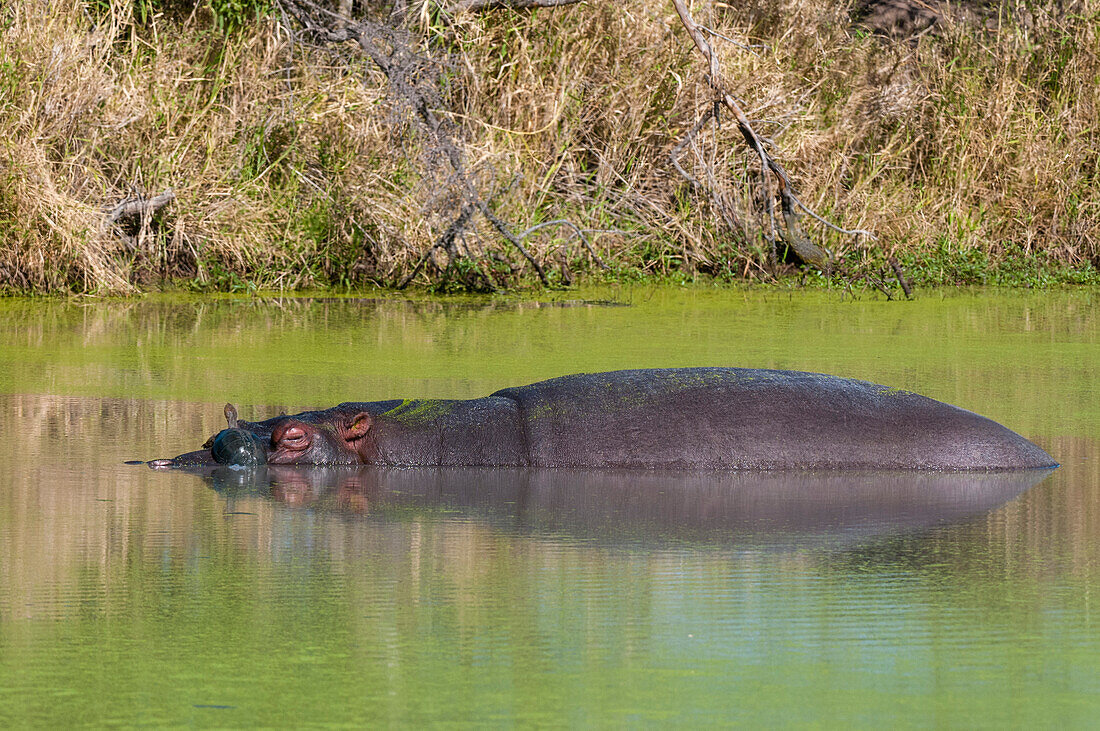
[150,368,1057,472]
[502,367,740,421]
[381,399,460,427]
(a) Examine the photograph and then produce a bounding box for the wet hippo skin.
[152,368,1057,471]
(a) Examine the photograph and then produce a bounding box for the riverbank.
[2,0,1098,295]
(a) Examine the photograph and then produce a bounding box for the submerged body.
[153,368,1057,471]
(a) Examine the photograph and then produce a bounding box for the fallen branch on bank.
[105,189,175,225]
[104,188,176,270]
[888,254,913,298]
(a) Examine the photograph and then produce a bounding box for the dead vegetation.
[0,0,1098,294]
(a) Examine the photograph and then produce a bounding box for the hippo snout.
[211,427,268,466]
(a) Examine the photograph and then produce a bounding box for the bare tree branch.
[670,0,874,274]
[888,254,913,298]
[279,0,598,290]
[477,201,550,285]
[396,202,476,289]
[776,176,828,269]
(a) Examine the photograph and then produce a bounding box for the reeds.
[0,0,1097,293]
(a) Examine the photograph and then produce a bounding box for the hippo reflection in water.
[192,465,1056,544]
[150,368,1056,471]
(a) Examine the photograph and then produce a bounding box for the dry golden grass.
[0,0,1097,293]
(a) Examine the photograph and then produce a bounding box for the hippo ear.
[344,412,372,442]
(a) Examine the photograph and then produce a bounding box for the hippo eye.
[277,425,309,450]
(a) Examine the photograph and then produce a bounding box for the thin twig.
[670,106,716,192]
[670,106,740,231]
[789,193,877,239]
[696,24,768,56]
[517,219,611,270]
[869,273,894,300]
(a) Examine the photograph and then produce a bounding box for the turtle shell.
[211,428,268,466]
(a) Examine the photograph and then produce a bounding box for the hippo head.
[150,404,374,469]
[259,412,372,465]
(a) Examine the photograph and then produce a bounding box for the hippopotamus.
[149,368,1056,471]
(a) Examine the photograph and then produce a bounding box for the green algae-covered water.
[0,287,1097,725]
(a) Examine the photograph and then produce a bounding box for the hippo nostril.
[211,428,267,466]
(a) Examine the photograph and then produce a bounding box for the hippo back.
[366,397,528,467]
[491,368,1055,470]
